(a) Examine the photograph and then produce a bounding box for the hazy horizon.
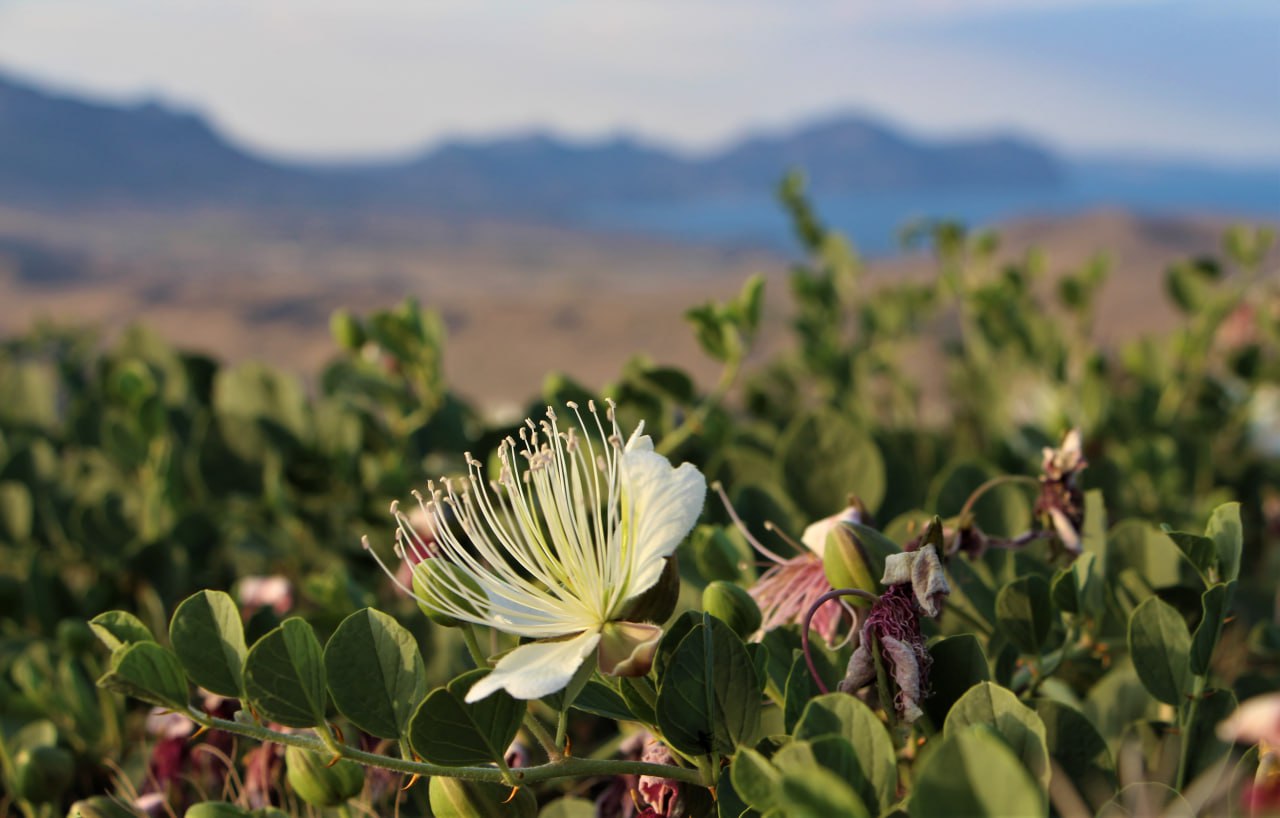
[0,0,1276,166]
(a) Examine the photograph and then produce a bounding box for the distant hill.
[0,71,1061,214]
[0,73,321,204]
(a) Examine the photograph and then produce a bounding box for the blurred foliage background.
[0,179,1277,815]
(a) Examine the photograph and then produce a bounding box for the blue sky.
[0,0,1276,164]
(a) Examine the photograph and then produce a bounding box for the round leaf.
[243,618,328,728]
[996,575,1055,655]
[910,727,1044,818]
[780,411,885,516]
[1127,596,1192,706]
[944,681,1050,789]
[793,693,897,812]
[324,608,427,740]
[97,641,189,710]
[169,590,247,698]
[408,669,523,767]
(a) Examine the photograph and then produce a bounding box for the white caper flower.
[367,402,706,702]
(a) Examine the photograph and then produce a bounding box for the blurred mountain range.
[1,70,1062,213]
[1,69,1277,257]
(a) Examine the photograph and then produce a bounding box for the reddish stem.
[800,588,880,694]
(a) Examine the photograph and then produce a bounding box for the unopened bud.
[701,581,762,639]
[285,746,365,807]
[429,777,537,818]
[820,525,877,606]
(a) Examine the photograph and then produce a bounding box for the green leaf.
[716,763,758,818]
[780,411,885,516]
[408,669,523,767]
[89,611,156,652]
[1190,583,1232,676]
[243,618,328,728]
[944,681,1050,788]
[995,575,1055,654]
[169,590,247,699]
[1033,699,1115,812]
[1083,666,1157,747]
[1106,521,1184,594]
[1127,597,1192,705]
[1206,503,1242,584]
[567,680,634,721]
[924,634,991,728]
[730,747,781,812]
[777,768,870,818]
[782,650,836,734]
[97,641,189,710]
[324,608,427,741]
[1164,531,1217,583]
[793,694,897,813]
[909,727,1044,818]
[656,615,762,757]
[0,481,32,541]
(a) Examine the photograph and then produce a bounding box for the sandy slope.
[0,205,1273,409]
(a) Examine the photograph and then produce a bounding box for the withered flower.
[838,545,949,723]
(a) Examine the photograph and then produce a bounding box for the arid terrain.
[0,204,1273,410]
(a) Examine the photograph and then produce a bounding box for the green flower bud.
[185,804,252,818]
[620,556,680,624]
[284,746,365,807]
[690,525,746,582]
[428,777,537,818]
[412,559,485,628]
[701,580,762,639]
[13,746,74,804]
[329,309,366,351]
[821,526,877,606]
[66,796,144,818]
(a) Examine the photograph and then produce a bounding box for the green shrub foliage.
[0,184,1276,816]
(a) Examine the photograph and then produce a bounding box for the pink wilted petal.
[637,738,680,816]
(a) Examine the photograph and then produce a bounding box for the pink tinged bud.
[880,544,950,618]
[1048,507,1082,554]
[135,792,167,816]
[236,575,293,615]
[1217,692,1280,746]
[597,621,663,677]
[145,707,195,739]
[801,504,866,556]
[1042,429,1085,481]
